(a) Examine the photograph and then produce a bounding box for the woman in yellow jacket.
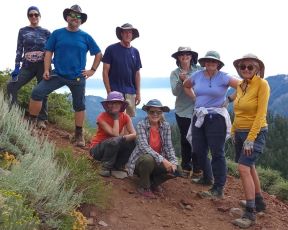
[231,54,270,228]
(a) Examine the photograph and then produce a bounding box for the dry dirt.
[44,124,288,230]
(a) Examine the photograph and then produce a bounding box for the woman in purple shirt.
[183,51,239,199]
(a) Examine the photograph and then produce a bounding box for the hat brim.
[198,57,224,70]
[63,9,87,24]
[116,27,139,40]
[171,51,198,66]
[233,58,265,78]
[101,100,129,113]
[142,105,170,113]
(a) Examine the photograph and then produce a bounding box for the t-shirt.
[45,28,101,79]
[90,112,130,147]
[102,42,142,94]
[149,126,162,153]
[189,70,232,108]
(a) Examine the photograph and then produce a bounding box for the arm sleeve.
[170,69,183,96]
[15,29,24,65]
[247,80,270,141]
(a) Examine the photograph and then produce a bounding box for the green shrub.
[269,180,288,201]
[56,148,111,208]
[227,159,239,178]
[257,166,282,191]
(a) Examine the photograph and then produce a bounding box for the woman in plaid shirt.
[127,99,181,198]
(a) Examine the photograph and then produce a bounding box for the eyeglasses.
[28,13,39,18]
[69,13,81,19]
[148,110,163,115]
[239,64,254,71]
[179,52,191,56]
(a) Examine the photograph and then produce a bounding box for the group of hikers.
[7,4,270,229]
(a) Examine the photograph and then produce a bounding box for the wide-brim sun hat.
[142,99,170,113]
[101,91,129,112]
[233,53,265,78]
[171,46,198,66]
[198,50,224,70]
[116,23,139,41]
[63,5,87,24]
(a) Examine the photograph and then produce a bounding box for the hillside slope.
[44,124,288,230]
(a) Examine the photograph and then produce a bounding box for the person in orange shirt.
[89,91,136,177]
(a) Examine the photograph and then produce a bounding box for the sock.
[75,126,82,131]
[255,193,263,199]
[246,199,255,209]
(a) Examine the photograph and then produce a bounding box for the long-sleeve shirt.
[127,117,178,176]
[15,26,50,65]
[170,66,202,118]
[232,75,270,141]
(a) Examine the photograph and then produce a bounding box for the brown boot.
[74,127,85,147]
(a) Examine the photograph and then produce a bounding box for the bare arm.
[98,117,120,137]
[82,52,102,79]
[123,117,136,141]
[183,78,196,100]
[103,63,111,94]
[135,70,141,105]
[43,51,53,80]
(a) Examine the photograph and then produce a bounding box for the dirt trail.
[45,124,288,230]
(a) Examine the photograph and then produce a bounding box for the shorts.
[234,129,268,167]
[124,93,136,117]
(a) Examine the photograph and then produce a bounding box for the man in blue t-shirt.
[28,5,102,147]
[102,23,142,117]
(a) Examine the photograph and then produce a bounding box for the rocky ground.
[45,124,288,230]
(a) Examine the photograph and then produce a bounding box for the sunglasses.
[239,64,254,71]
[28,13,39,18]
[179,52,191,56]
[148,110,163,116]
[69,13,81,19]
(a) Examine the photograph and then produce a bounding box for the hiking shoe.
[232,208,256,229]
[99,169,111,177]
[137,187,156,199]
[37,120,47,129]
[74,128,85,147]
[192,177,213,186]
[197,187,224,199]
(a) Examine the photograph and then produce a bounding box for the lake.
[57,87,176,109]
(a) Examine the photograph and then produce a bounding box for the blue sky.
[1,0,287,79]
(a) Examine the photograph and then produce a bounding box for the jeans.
[90,138,136,170]
[175,114,200,172]
[31,73,86,112]
[7,62,48,121]
[234,129,268,166]
[192,113,227,188]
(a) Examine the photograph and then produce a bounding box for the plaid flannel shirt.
[127,117,178,176]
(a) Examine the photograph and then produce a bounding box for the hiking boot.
[37,120,47,129]
[232,208,256,229]
[181,170,192,178]
[192,177,213,186]
[239,197,266,212]
[74,128,85,147]
[192,169,203,179]
[197,186,224,199]
[137,187,156,199]
[151,185,164,194]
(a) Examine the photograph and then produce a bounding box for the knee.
[73,100,85,112]
[238,164,251,176]
[31,86,45,101]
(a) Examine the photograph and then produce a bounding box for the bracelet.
[90,67,96,72]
